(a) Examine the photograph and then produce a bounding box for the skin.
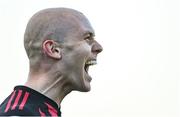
[24,8,103,106]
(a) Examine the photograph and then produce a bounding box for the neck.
[25,70,72,107]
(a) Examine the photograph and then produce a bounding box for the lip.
[84,70,92,81]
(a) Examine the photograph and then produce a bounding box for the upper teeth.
[86,60,97,65]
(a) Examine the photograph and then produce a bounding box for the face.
[60,20,103,92]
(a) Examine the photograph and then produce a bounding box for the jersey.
[0,86,61,116]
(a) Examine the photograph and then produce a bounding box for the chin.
[79,88,91,92]
[82,76,92,92]
[72,71,92,92]
[78,83,91,92]
[73,86,91,92]
[77,81,91,92]
[82,86,91,92]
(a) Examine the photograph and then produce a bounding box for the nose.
[92,41,103,54]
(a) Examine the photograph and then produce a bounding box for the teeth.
[86,60,97,65]
[84,60,97,73]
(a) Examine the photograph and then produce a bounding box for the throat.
[42,76,62,94]
[41,75,72,105]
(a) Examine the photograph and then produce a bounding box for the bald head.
[24,7,103,94]
[24,8,93,67]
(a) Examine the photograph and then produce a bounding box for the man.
[0,7,103,116]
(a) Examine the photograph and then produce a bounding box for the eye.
[84,36,91,41]
[84,33,95,43]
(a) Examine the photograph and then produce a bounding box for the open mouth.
[84,59,97,73]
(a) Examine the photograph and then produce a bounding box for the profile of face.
[25,8,103,92]
[60,15,103,92]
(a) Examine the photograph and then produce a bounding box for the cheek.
[63,43,91,68]
[66,42,91,56]
[77,43,91,56]
[71,44,91,68]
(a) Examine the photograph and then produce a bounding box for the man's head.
[24,8,103,92]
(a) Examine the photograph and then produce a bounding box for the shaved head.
[24,8,93,68]
[23,7,102,98]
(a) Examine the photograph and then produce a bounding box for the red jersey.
[0,86,61,116]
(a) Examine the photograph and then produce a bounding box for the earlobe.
[42,40,62,59]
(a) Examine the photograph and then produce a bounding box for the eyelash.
[85,36,91,41]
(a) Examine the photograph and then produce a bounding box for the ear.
[42,40,62,59]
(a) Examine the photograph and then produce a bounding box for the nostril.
[92,43,103,54]
[99,46,103,53]
[96,47,103,53]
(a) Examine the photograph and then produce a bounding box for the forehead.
[77,18,95,36]
[69,16,95,38]
[54,9,95,40]
[69,11,95,35]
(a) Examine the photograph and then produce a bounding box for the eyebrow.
[83,31,95,37]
